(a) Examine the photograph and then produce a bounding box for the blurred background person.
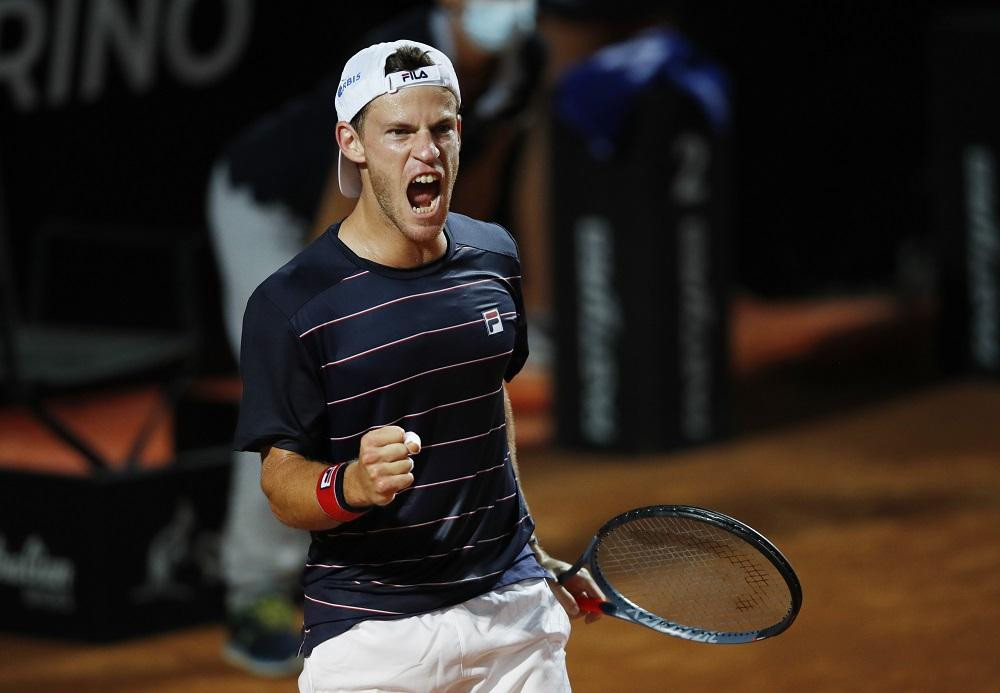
[523,0,731,451]
[206,0,546,676]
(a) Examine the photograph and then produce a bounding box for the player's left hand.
[535,551,605,624]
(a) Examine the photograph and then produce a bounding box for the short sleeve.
[234,288,327,457]
[504,254,529,383]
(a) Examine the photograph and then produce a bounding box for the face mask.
[461,0,536,53]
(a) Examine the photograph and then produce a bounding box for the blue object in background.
[555,26,729,160]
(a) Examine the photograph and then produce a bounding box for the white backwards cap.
[335,40,462,198]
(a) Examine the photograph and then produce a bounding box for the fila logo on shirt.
[482,308,504,335]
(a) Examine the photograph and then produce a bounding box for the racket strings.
[595,516,793,633]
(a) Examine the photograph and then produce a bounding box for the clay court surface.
[1,296,999,692]
[1,379,998,692]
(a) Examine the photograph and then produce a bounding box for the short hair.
[350,46,436,136]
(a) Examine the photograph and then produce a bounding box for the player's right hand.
[345,426,419,507]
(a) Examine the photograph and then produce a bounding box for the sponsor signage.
[0,454,230,641]
[551,85,729,451]
[930,12,1000,377]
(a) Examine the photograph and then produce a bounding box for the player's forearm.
[260,446,348,531]
[260,432,413,530]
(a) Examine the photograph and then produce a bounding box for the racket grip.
[576,596,608,614]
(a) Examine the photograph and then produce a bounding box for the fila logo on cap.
[483,308,504,335]
[387,65,445,93]
[402,69,429,81]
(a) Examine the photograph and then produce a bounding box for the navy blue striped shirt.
[235,213,548,655]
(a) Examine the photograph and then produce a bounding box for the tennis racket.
[558,505,802,644]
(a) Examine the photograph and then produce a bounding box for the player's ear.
[336,122,365,164]
[456,114,462,145]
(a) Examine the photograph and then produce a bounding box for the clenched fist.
[344,426,421,507]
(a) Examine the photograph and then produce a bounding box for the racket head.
[584,505,802,644]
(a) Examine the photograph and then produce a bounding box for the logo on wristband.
[320,466,335,489]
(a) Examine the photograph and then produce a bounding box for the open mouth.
[407,173,442,215]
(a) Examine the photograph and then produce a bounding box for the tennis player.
[235,39,602,692]
[210,2,547,674]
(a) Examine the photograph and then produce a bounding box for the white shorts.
[298,578,572,693]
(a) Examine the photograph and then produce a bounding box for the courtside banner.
[0,453,230,641]
[929,11,1000,377]
[550,31,731,451]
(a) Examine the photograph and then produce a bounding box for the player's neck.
[340,198,447,269]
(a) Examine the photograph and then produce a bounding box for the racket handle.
[576,596,609,614]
